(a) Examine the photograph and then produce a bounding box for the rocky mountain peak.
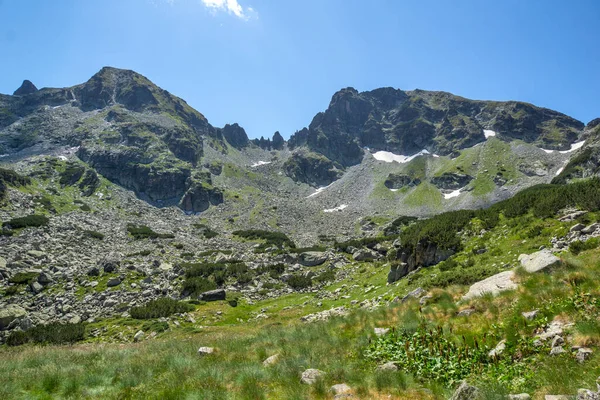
[221,123,249,149]
[13,80,38,96]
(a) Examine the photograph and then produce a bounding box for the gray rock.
[374,327,390,337]
[401,287,426,302]
[30,281,44,293]
[581,223,600,234]
[87,266,100,276]
[200,289,226,302]
[299,252,328,267]
[376,362,398,372]
[550,346,566,356]
[518,250,561,273]
[450,381,482,400]
[0,304,27,330]
[301,368,325,385]
[106,277,122,287]
[37,272,53,285]
[462,270,517,300]
[551,335,565,348]
[457,308,476,317]
[133,330,144,342]
[576,348,593,363]
[508,394,531,400]
[522,310,539,320]
[488,339,507,358]
[197,347,215,356]
[570,223,586,232]
[0,256,6,269]
[545,396,573,400]
[262,354,280,367]
[577,389,600,400]
[330,383,352,395]
[352,248,379,262]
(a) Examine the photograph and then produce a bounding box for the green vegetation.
[6,323,85,346]
[2,214,49,229]
[127,224,175,239]
[8,272,39,285]
[287,274,313,289]
[130,298,195,320]
[233,229,296,250]
[570,237,600,255]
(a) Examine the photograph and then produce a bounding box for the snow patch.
[307,183,333,198]
[541,140,585,154]
[432,154,440,158]
[324,204,348,213]
[250,161,271,168]
[372,149,430,164]
[58,156,68,161]
[389,188,399,192]
[483,129,496,139]
[0,154,8,158]
[443,187,467,200]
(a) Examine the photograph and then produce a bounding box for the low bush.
[287,274,312,289]
[141,320,169,333]
[314,269,336,284]
[8,272,39,284]
[233,229,295,249]
[181,277,217,297]
[7,322,85,346]
[2,214,49,229]
[130,298,195,319]
[127,224,175,239]
[570,237,600,255]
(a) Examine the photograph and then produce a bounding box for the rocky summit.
[1,67,600,399]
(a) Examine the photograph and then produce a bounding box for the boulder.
[330,383,352,395]
[522,310,539,320]
[581,223,600,234]
[0,304,27,330]
[387,262,409,283]
[450,381,482,400]
[197,347,215,356]
[299,252,328,267]
[518,250,561,273]
[401,287,426,302]
[106,277,122,287]
[133,330,144,342]
[200,289,226,302]
[301,369,325,385]
[570,223,586,232]
[462,271,517,300]
[262,354,280,367]
[577,389,600,400]
[488,339,507,358]
[374,327,390,337]
[376,362,398,372]
[576,348,593,363]
[508,395,531,400]
[353,248,379,262]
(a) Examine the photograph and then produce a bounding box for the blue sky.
[0,0,598,139]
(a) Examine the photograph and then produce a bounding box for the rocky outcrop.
[384,173,420,189]
[221,123,249,149]
[13,80,38,96]
[284,150,343,187]
[0,304,27,330]
[462,271,517,300]
[387,240,455,283]
[518,250,562,273]
[430,172,473,190]
[272,131,285,150]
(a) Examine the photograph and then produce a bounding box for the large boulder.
[462,271,517,300]
[518,250,562,273]
[299,252,328,267]
[301,369,325,385]
[450,381,482,400]
[0,304,27,330]
[353,248,380,262]
[200,289,226,302]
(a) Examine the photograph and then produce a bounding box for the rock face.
[199,289,226,302]
[518,250,562,273]
[0,304,27,330]
[13,80,38,96]
[221,123,249,149]
[384,173,420,189]
[284,151,343,187]
[462,271,517,300]
[387,241,455,284]
[450,381,482,400]
[289,86,583,170]
[430,172,473,190]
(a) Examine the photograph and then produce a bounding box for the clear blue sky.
[1,0,598,139]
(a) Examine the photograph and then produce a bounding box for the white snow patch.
[372,149,430,164]
[483,129,496,139]
[555,167,564,176]
[389,188,399,192]
[324,204,348,213]
[250,161,271,168]
[307,183,333,198]
[58,156,68,161]
[432,154,440,158]
[541,140,585,154]
[443,189,462,199]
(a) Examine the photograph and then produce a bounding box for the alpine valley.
[2,67,600,399]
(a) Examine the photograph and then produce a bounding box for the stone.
[87,266,100,276]
[401,287,426,302]
[522,310,539,320]
[582,223,600,234]
[330,383,352,395]
[550,346,566,356]
[570,223,586,232]
[376,362,398,372]
[545,396,573,400]
[450,381,482,400]
[537,321,565,341]
[508,394,531,400]
[551,335,565,348]
[374,327,390,337]
[577,389,600,400]
[352,248,379,262]
[199,289,226,302]
[133,330,144,342]
[299,252,328,267]
[262,354,280,367]
[30,281,44,293]
[518,250,561,273]
[488,339,507,358]
[301,369,325,385]
[576,348,593,363]
[107,277,122,287]
[37,272,53,285]
[457,308,476,317]
[0,304,27,330]
[27,250,45,259]
[0,256,6,269]
[197,347,215,356]
[462,270,517,300]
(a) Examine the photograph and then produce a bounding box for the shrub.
[141,320,169,333]
[130,298,195,319]
[287,274,312,289]
[181,276,218,297]
[127,224,175,239]
[233,229,295,249]
[257,263,286,278]
[84,230,105,240]
[7,322,85,346]
[570,237,600,255]
[314,269,336,284]
[9,272,39,284]
[3,214,49,229]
